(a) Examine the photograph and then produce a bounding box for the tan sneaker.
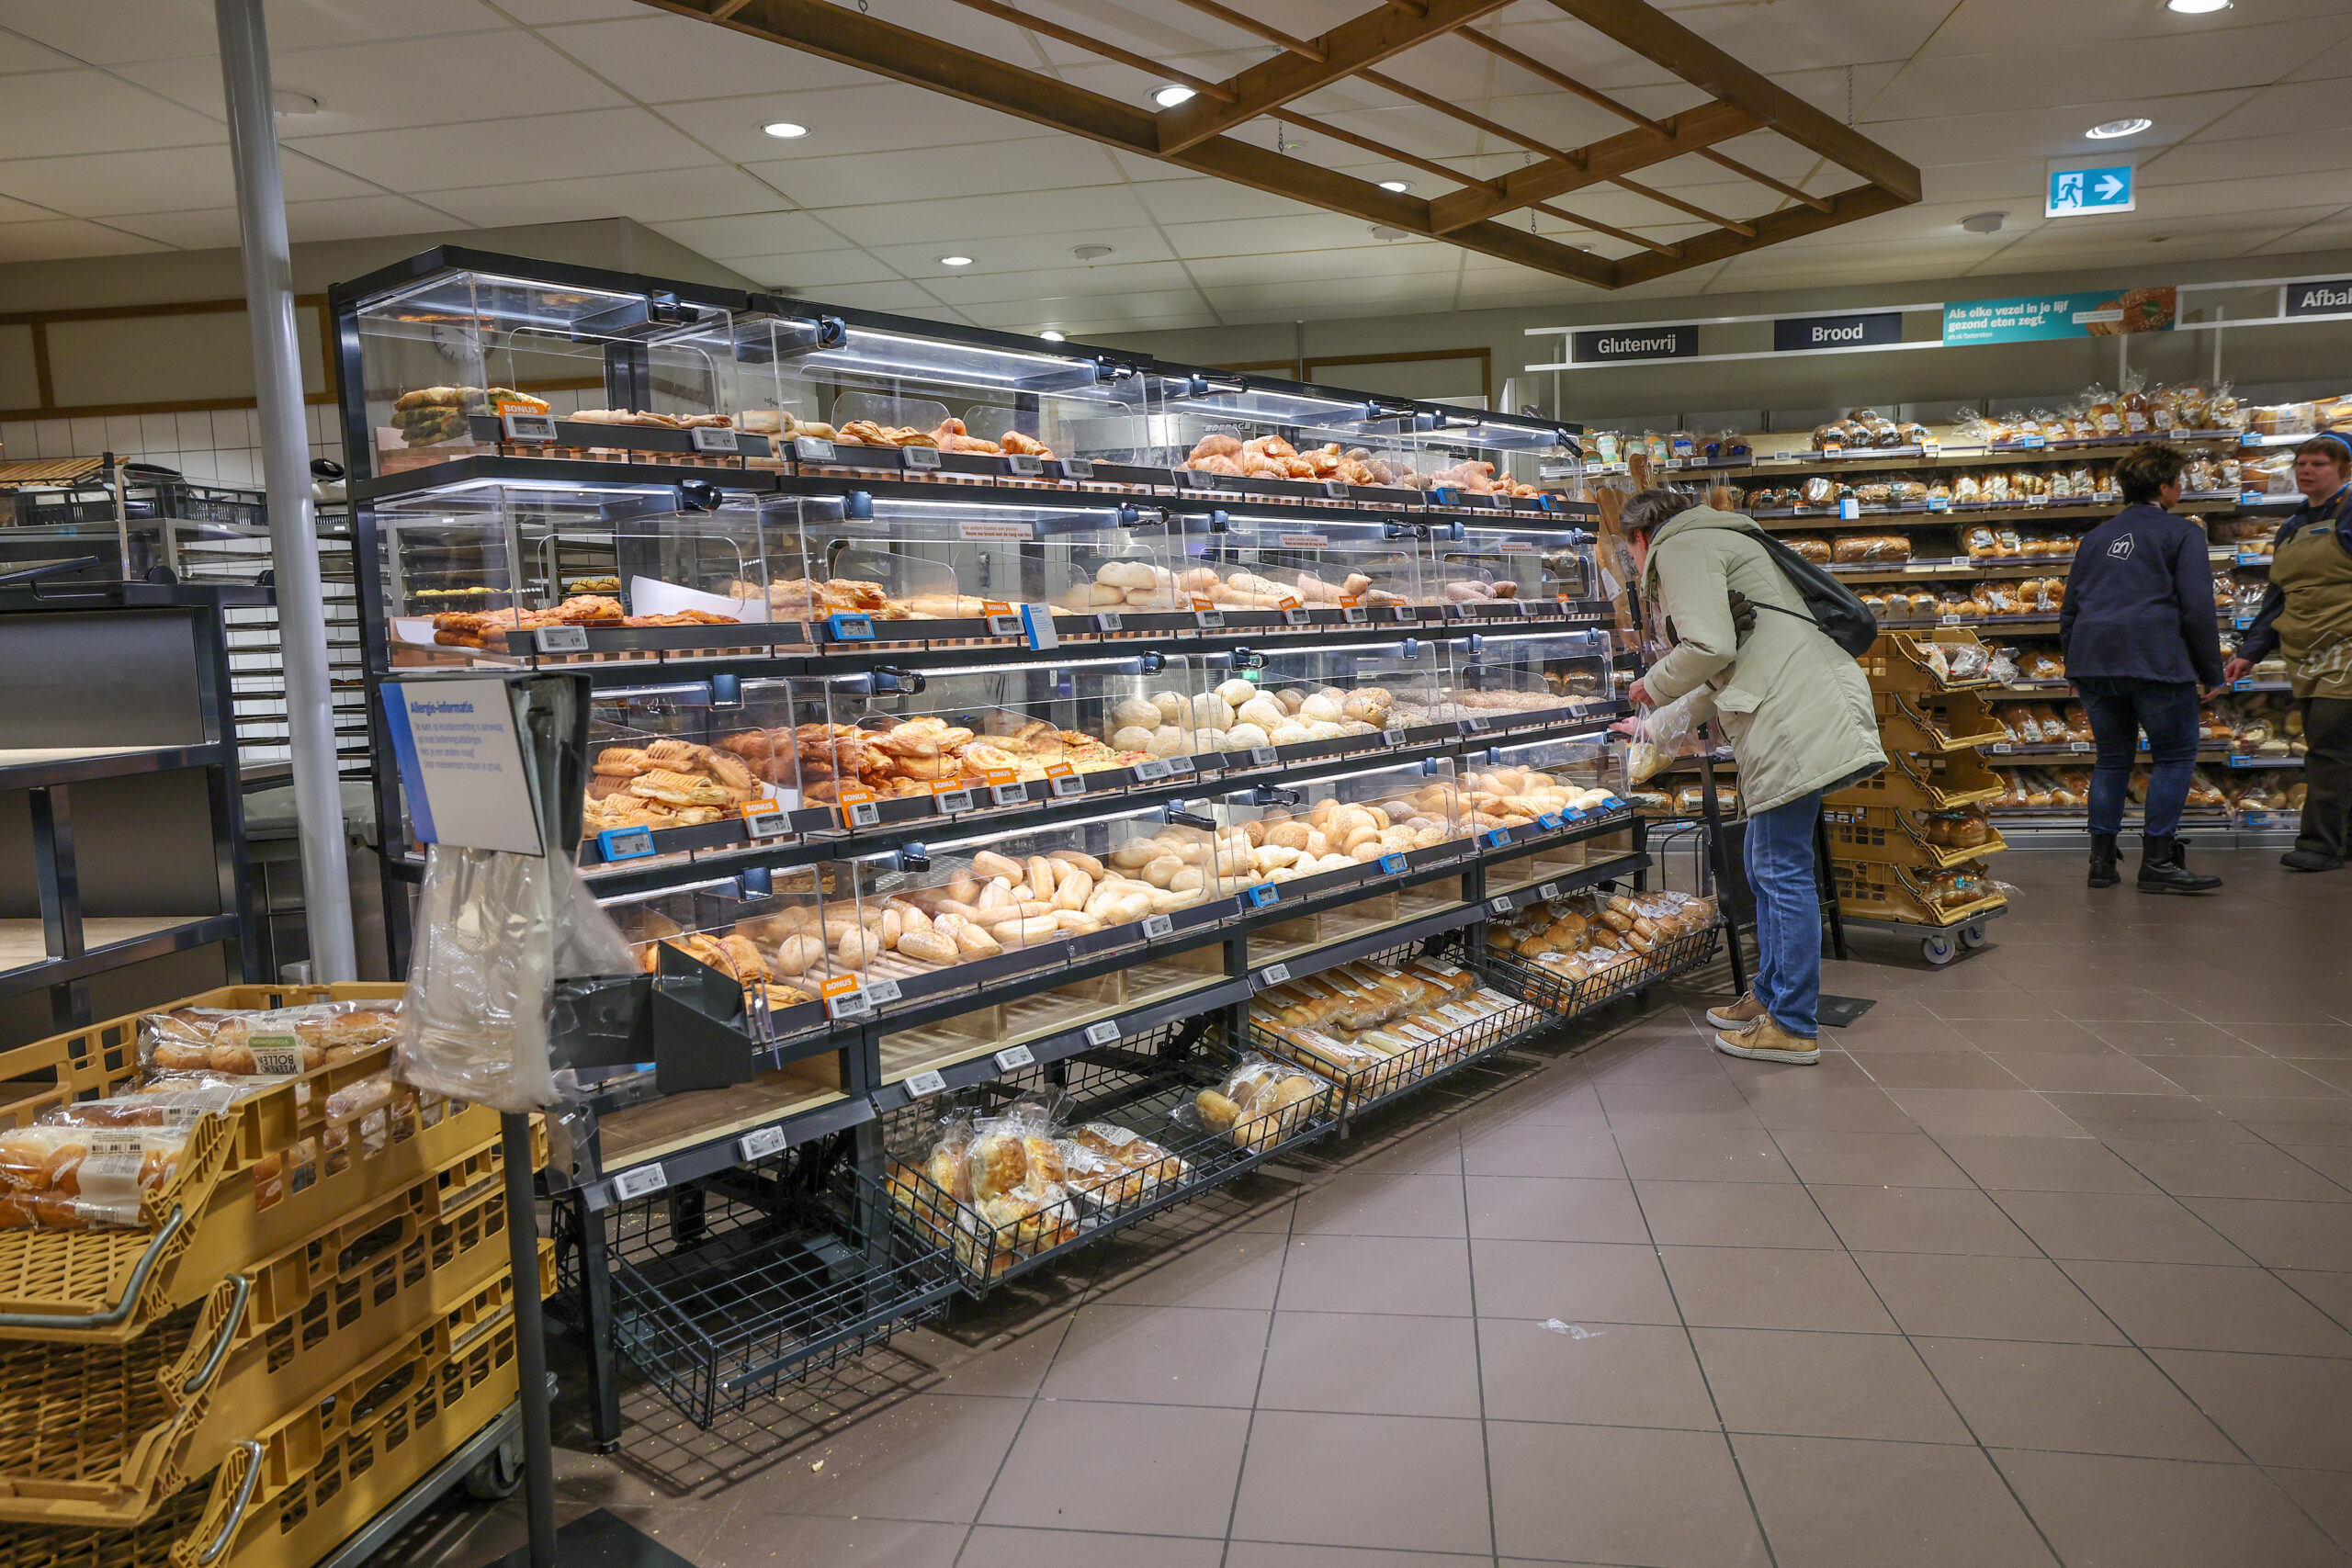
[1713,1014,1821,1065]
[1705,991,1765,1030]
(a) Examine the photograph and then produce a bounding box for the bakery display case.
[1409,410,1587,513]
[821,800,1239,1021]
[599,868,853,1019]
[1433,629,1618,732]
[786,651,1209,817]
[1467,731,1631,890]
[1217,758,1469,955]
[762,491,1181,646]
[1197,637,1451,763]
[344,259,743,478]
[1173,512,1428,628]
[1159,374,1427,507]
[739,308,1161,488]
[367,475,784,667]
[1425,522,1601,621]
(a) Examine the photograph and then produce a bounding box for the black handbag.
[1734,525,1881,657]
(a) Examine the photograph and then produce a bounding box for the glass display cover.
[372,479,778,666]
[1426,525,1600,612]
[1197,639,1447,760]
[1217,758,1465,891]
[1175,514,1424,618]
[353,269,735,476]
[1432,630,1617,729]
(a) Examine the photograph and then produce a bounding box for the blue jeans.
[2075,678,2199,839]
[1743,790,1823,1037]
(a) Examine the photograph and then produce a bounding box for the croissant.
[1189,433,1242,460]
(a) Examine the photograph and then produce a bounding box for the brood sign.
[1772,311,1902,354]
[1571,325,1697,363]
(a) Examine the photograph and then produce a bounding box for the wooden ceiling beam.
[1608,175,1755,237]
[1542,0,1922,203]
[1609,182,1910,286]
[1156,0,1511,154]
[1166,0,1325,60]
[1427,99,1759,232]
[1355,65,1577,164]
[636,0,1921,294]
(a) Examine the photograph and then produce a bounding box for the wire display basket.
[1488,919,1724,1021]
[594,1142,958,1427]
[1249,940,1547,1130]
[879,1019,1337,1292]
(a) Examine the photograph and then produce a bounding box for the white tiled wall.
[0,404,345,488]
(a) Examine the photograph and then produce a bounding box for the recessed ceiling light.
[761,120,808,139]
[938,255,973,266]
[1152,85,1196,108]
[1368,224,1410,242]
[1039,330,1066,342]
[2165,0,2229,12]
[1961,210,2007,234]
[272,88,320,115]
[2086,117,2153,139]
[1071,243,1113,262]
[1378,180,1412,193]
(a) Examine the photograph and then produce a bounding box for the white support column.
[213,0,356,981]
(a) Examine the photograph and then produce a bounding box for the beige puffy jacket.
[1639,505,1885,815]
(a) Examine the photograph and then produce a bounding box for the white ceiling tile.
[1182,246,1464,287]
[412,165,782,228]
[818,186,1153,249]
[1162,211,1405,260]
[656,82,1055,164]
[101,208,242,249]
[496,0,644,21]
[0,217,170,261]
[1922,0,2352,56]
[0,0,498,65]
[0,29,75,73]
[531,14,874,102]
[284,107,712,188]
[0,143,370,217]
[1867,89,2258,168]
[921,262,1201,306]
[2192,73,2352,143]
[647,210,849,261]
[1131,179,1321,228]
[0,192,57,221]
[117,30,628,129]
[2143,126,2352,187]
[721,251,881,291]
[748,137,1123,211]
[860,227,1177,278]
[793,280,953,312]
[0,69,221,155]
[115,196,445,250]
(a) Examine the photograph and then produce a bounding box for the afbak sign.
[1772,312,1902,353]
[1571,325,1697,363]
[2286,279,2352,318]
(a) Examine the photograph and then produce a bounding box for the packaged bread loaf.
[1193,1056,1324,1152]
[0,1092,225,1229]
[141,1000,401,1075]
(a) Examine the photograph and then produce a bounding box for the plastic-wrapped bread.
[141,1000,403,1075]
[0,1111,204,1230]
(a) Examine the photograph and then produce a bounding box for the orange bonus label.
[1277,594,1301,611]
[1338,594,1361,608]
[836,786,878,828]
[1191,593,1216,611]
[981,599,1013,617]
[817,975,860,998]
[980,766,1018,785]
[1044,760,1077,779]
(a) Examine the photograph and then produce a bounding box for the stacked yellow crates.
[1826,630,2011,964]
[0,984,546,1568]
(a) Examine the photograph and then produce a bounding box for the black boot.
[2138,833,2222,894]
[2088,832,2120,888]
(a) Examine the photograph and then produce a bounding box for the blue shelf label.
[1536,811,1566,829]
[1482,828,1512,848]
[1376,852,1408,875]
[827,613,876,641]
[1245,883,1280,908]
[597,826,658,862]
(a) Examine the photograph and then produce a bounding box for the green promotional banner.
[1943,287,2176,345]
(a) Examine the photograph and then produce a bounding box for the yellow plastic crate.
[1874,689,2007,754]
[1856,628,1996,694]
[0,1159,548,1526]
[1823,804,2007,870]
[1832,859,2008,929]
[0,1305,520,1568]
[0,1113,543,1346]
[1827,749,2004,812]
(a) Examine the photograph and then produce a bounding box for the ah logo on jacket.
[2108,535,2134,560]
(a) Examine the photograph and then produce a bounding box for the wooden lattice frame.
[641,0,1920,288]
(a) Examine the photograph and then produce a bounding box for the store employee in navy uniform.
[2061,443,2227,893]
[2226,432,2352,871]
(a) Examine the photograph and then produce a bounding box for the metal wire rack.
[593,1142,959,1428]
[1487,919,1724,1019]
[1248,940,1549,1132]
[877,1018,1338,1292]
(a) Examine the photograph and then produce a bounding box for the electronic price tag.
[739,1126,788,1162]
[994,1044,1035,1072]
[610,1166,668,1201]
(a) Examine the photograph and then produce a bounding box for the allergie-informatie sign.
[380,678,547,853]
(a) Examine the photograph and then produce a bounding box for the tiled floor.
[388,849,2352,1568]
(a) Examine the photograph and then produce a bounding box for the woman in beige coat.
[1625,489,1885,1063]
